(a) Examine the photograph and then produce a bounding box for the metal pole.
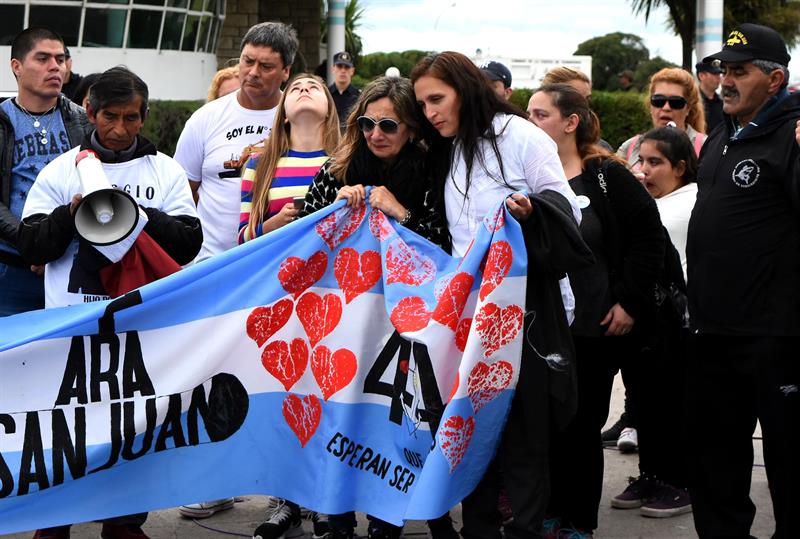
[696,0,724,64]
[327,0,346,86]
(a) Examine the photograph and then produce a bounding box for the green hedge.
[142,100,204,157]
[509,89,651,151]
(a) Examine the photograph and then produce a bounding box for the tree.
[320,0,366,61]
[574,33,650,91]
[629,0,800,71]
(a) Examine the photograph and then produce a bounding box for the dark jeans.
[688,335,799,539]
[548,335,639,531]
[0,261,44,316]
[39,513,148,533]
[460,353,551,539]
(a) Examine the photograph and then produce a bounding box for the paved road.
[1,374,775,538]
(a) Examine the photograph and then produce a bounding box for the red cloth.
[99,231,181,297]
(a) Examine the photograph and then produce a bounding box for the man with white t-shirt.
[174,21,298,262]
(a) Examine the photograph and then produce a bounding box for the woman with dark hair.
[300,75,454,539]
[412,53,593,539]
[637,127,698,276]
[529,83,664,537]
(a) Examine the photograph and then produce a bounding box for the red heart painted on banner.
[455,317,472,352]
[369,210,394,241]
[296,292,343,347]
[438,415,475,473]
[316,204,366,250]
[447,372,459,403]
[261,338,309,391]
[474,303,524,357]
[334,248,382,304]
[467,360,513,413]
[390,296,431,333]
[311,345,358,400]
[483,204,506,232]
[246,299,293,347]
[282,393,321,448]
[432,272,474,331]
[278,251,328,298]
[479,241,513,301]
[385,238,436,286]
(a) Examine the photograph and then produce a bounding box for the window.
[161,11,185,50]
[83,8,128,48]
[0,5,24,46]
[29,5,82,46]
[181,15,199,51]
[128,9,163,48]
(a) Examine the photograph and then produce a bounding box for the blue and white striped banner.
[0,197,527,533]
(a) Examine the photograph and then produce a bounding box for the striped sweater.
[238,149,328,243]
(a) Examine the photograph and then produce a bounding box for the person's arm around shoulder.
[299,160,340,217]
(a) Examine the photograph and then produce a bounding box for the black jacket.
[687,91,800,336]
[0,95,92,263]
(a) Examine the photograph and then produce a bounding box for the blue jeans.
[0,261,44,316]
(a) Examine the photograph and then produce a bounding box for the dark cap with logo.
[480,61,512,88]
[333,51,354,67]
[695,61,722,74]
[703,23,791,66]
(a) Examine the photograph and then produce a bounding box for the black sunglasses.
[356,116,401,134]
[650,94,687,109]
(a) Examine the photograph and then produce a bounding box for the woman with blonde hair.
[206,65,240,101]
[618,67,707,167]
[238,73,339,244]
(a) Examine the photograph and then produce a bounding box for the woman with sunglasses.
[412,52,594,539]
[618,68,707,168]
[528,83,664,538]
[299,76,454,539]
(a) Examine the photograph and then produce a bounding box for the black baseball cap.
[480,61,512,88]
[333,51,354,67]
[695,61,722,74]
[702,23,791,66]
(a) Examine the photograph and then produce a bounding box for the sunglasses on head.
[356,116,401,134]
[650,94,687,109]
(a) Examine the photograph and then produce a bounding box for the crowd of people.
[0,18,798,539]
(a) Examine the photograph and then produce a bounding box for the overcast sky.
[358,0,800,82]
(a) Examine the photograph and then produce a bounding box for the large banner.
[0,198,527,533]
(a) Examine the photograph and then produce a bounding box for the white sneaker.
[253,497,303,538]
[179,497,235,518]
[617,427,638,453]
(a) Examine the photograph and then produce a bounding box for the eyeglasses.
[356,116,401,134]
[650,94,687,109]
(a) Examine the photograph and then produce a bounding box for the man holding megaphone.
[17,66,202,539]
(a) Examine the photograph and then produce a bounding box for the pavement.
[1,374,776,539]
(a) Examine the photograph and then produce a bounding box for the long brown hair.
[330,76,422,182]
[536,83,625,168]
[648,67,706,134]
[248,73,339,233]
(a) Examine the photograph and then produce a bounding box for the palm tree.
[320,0,366,60]
[629,0,694,70]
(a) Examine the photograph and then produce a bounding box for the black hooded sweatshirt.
[687,91,800,336]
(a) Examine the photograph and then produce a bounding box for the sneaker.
[543,516,561,539]
[616,427,638,453]
[601,415,627,447]
[100,523,150,539]
[178,498,235,518]
[32,527,71,539]
[640,482,692,518]
[611,475,654,509]
[311,512,332,539]
[557,527,593,539]
[253,498,303,539]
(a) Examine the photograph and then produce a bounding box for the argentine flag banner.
[0,197,527,533]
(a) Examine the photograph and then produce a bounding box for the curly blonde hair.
[206,66,239,102]
[648,68,706,134]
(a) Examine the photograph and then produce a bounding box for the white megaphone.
[73,149,140,245]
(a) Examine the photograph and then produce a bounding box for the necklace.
[15,99,57,145]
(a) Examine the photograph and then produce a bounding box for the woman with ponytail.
[529,83,665,537]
